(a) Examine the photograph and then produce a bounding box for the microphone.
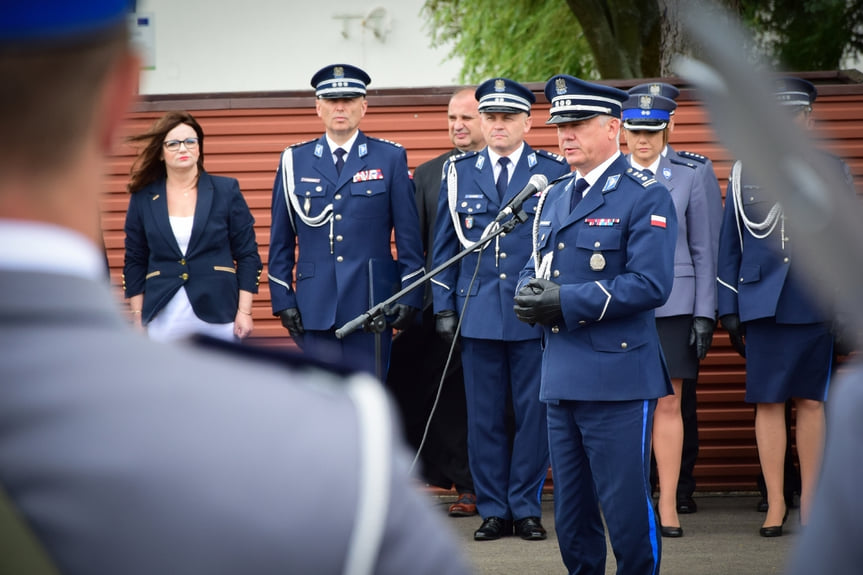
[493,173,548,223]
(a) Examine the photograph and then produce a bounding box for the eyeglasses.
[163,138,199,151]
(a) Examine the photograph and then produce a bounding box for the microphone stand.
[335,205,533,348]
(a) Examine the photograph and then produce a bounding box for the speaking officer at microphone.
[431,77,569,542]
[514,75,677,575]
[268,64,424,376]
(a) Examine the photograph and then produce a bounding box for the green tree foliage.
[740,0,863,70]
[421,0,597,83]
[423,0,863,81]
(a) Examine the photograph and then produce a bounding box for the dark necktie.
[570,177,590,213]
[334,148,346,175]
[496,157,510,198]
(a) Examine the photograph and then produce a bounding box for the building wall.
[105,73,863,491]
[133,0,462,94]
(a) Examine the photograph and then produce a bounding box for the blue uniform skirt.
[743,319,833,404]
[656,315,698,380]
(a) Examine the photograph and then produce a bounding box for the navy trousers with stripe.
[548,398,661,575]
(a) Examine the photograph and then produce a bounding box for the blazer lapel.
[187,172,214,256]
[146,180,183,257]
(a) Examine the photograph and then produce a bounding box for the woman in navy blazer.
[123,111,261,342]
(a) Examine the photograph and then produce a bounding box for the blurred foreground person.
[0,3,471,574]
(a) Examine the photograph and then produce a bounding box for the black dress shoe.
[759,508,789,538]
[474,516,512,541]
[677,496,697,514]
[514,517,547,541]
[660,524,683,538]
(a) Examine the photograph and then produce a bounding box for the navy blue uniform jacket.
[518,155,678,401]
[431,145,569,341]
[716,155,852,324]
[268,132,424,330]
[123,172,262,324]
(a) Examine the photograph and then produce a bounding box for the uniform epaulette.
[369,136,404,148]
[536,149,566,163]
[677,150,709,164]
[450,150,480,163]
[668,154,698,169]
[625,167,659,188]
[286,139,315,151]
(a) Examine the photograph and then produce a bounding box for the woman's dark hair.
[127,111,204,193]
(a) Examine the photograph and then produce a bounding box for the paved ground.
[429,493,798,574]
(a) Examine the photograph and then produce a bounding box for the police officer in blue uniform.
[622,93,718,538]
[716,77,853,535]
[628,82,724,515]
[268,64,424,376]
[431,77,569,541]
[514,75,677,574]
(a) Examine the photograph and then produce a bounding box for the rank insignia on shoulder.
[370,137,403,148]
[288,139,315,151]
[625,168,656,187]
[678,150,708,164]
[537,149,566,163]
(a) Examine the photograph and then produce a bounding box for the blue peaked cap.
[773,77,817,108]
[0,0,130,43]
[311,64,371,99]
[628,82,681,101]
[622,94,677,131]
[544,74,628,124]
[475,77,535,114]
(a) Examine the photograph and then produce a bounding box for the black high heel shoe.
[759,507,789,538]
[656,510,683,538]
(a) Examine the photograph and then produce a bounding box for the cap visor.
[479,105,528,114]
[317,91,365,99]
[623,120,667,131]
[546,112,600,125]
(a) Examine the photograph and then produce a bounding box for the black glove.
[689,316,716,360]
[435,310,459,344]
[513,278,562,326]
[720,313,746,358]
[832,315,858,356]
[278,307,304,343]
[384,303,418,331]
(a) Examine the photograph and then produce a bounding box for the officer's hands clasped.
[689,316,716,360]
[513,278,562,326]
[720,313,746,358]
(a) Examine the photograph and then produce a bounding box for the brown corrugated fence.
[103,72,863,491]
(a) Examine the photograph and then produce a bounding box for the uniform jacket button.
[180,273,189,281]
[557,242,565,250]
[551,326,560,334]
[499,273,507,280]
[620,341,628,349]
[334,194,342,200]
[553,270,560,278]
[336,256,344,263]
[335,214,342,221]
